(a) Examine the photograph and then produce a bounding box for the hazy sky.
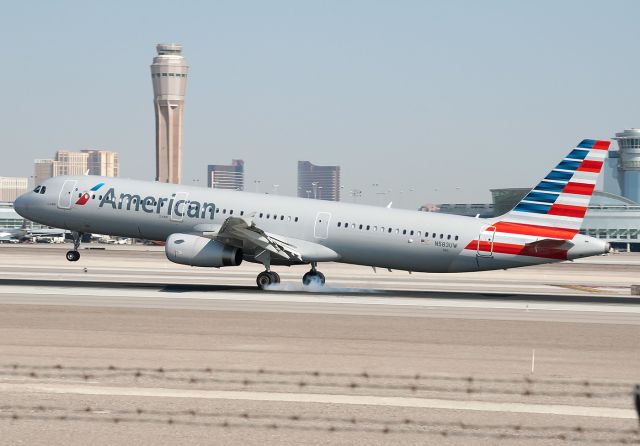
[1,0,639,208]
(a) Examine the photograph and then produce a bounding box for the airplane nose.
[13,194,29,218]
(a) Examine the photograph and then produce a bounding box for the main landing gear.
[256,270,280,289]
[66,232,83,262]
[254,254,326,290]
[302,262,325,286]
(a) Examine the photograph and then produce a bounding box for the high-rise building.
[151,43,188,184]
[297,161,341,201]
[207,159,244,190]
[33,149,119,185]
[605,128,640,203]
[83,150,119,177]
[0,177,28,202]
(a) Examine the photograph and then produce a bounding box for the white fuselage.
[14,175,608,273]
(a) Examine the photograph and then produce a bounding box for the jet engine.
[165,233,243,267]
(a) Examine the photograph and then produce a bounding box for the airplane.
[14,139,611,289]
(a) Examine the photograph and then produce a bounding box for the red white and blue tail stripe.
[464,139,610,261]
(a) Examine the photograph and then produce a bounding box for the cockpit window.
[33,186,41,193]
[40,186,46,194]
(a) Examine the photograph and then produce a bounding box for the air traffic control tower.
[151,43,188,184]
[609,128,640,203]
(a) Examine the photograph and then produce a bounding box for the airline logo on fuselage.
[76,183,105,205]
[96,187,216,220]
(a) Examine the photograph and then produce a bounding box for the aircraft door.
[57,180,77,209]
[476,225,496,258]
[314,212,331,239]
[171,192,189,222]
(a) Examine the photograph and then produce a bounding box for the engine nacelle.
[165,233,243,267]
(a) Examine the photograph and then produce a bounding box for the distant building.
[151,43,188,184]
[207,159,244,190]
[34,149,119,185]
[0,177,28,202]
[84,150,119,177]
[297,161,341,201]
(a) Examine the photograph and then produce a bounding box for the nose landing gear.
[66,231,83,262]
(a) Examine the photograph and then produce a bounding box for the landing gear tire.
[256,271,280,290]
[267,271,280,283]
[66,250,80,262]
[302,271,325,287]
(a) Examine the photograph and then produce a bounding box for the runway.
[0,245,639,445]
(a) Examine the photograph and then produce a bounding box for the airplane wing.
[193,215,339,264]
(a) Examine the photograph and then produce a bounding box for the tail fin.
[497,139,610,237]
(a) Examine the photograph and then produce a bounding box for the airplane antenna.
[386,202,393,208]
[84,169,90,175]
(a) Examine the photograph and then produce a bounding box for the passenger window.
[287,216,291,221]
[229,210,234,215]
[266,214,270,219]
[92,194,95,199]
[295,217,299,222]
[216,208,220,213]
[373,226,377,231]
[240,211,244,216]
[337,222,342,227]
[223,209,226,214]
[417,231,421,237]
[410,230,414,236]
[280,215,284,220]
[440,234,443,239]
[359,224,363,230]
[273,214,277,220]
[455,235,459,240]
[403,229,407,235]
[78,193,82,198]
[388,228,392,233]
[447,234,451,240]
[432,233,436,238]
[395,229,399,234]
[366,225,370,230]
[259,213,263,218]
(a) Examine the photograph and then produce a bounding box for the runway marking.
[0,383,634,419]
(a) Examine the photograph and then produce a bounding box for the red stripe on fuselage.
[492,221,579,239]
[548,203,587,218]
[562,182,595,196]
[577,159,603,173]
[465,240,568,260]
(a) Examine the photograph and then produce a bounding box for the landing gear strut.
[302,262,325,287]
[256,270,280,289]
[66,231,83,262]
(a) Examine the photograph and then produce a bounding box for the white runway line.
[0,382,634,420]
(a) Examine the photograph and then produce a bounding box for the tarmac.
[0,245,638,445]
